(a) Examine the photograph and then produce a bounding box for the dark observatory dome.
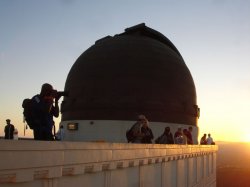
[61,23,199,126]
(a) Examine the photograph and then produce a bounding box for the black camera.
[56,91,69,100]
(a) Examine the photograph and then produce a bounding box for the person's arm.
[132,123,143,137]
[133,129,143,137]
[174,132,177,138]
[150,129,154,139]
[170,133,174,144]
[52,100,59,117]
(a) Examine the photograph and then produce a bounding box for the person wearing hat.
[4,119,15,139]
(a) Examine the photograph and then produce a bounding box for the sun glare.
[242,133,250,143]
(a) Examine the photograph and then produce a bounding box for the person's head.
[60,125,64,129]
[137,114,147,124]
[138,114,146,121]
[208,133,211,137]
[6,119,10,124]
[142,119,149,127]
[183,129,188,135]
[164,127,170,134]
[203,133,207,137]
[188,126,193,132]
[40,83,57,98]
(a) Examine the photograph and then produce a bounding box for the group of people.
[128,115,194,145]
[200,133,215,145]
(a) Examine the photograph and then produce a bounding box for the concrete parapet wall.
[0,140,217,187]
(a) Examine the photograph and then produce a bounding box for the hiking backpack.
[22,98,35,129]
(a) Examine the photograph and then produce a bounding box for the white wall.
[60,120,199,144]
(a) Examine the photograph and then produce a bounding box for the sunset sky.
[1,1,250,142]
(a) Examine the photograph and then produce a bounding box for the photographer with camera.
[31,83,64,140]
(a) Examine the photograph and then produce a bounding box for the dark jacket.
[4,124,14,139]
[155,132,174,144]
[31,95,59,140]
[141,126,154,143]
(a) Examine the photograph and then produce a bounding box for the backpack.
[22,98,35,129]
[126,128,134,143]
[126,123,138,143]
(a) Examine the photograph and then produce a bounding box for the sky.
[1,0,250,142]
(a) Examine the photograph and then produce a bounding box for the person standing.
[31,83,59,140]
[141,119,154,144]
[186,126,193,145]
[130,114,146,143]
[4,119,15,139]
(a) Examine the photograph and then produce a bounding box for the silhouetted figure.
[200,134,207,145]
[206,133,214,145]
[155,126,174,144]
[182,129,188,144]
[186,126,193,144]
[31,83,59,140]
[4,119,15,139]
[141,119,154,144]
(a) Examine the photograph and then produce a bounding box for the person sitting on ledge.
[206,133,215,145]
[200,134,207,145]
